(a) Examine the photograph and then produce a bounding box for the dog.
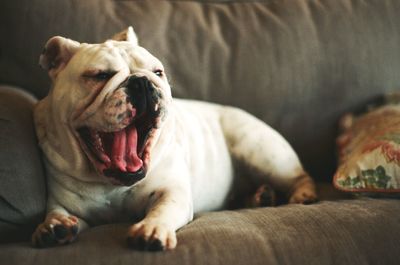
[32,27,317,251]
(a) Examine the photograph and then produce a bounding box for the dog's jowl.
[32,27,317,251]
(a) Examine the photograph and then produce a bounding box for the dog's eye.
[93,72,114,80]
[83,71,115,81]
[153,69,163,77]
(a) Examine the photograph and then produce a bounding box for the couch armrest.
[0,85,46,243]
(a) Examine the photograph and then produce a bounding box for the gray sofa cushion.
[0,86,46,243]
[0,199,399,265]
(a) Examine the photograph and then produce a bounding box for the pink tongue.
[111,126,143,172]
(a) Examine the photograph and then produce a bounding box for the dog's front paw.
[288,175,318,204]
[32,214,79,248]
[127,221,177,251]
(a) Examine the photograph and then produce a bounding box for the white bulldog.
[32,27,317,251]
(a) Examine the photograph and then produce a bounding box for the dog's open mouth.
[76,76,163,186]
[77,123,151,186]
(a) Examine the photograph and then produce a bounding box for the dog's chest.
[79,192,131,225]
[49,176,140,224]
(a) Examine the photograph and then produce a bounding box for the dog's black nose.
[126,76,151,115]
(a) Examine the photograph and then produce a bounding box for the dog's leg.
[32,207,87,248]
[220,107,317,204]
[127,184,193,251]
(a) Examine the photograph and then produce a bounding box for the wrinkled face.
[53,40,171,186]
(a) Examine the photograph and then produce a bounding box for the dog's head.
[37,27,171,186]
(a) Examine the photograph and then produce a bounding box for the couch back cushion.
[2,0,400,180]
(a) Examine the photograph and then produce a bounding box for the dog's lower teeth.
[92,131,104,150]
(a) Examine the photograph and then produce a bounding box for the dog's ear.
[111,26,139,46]
[39,36,80,80]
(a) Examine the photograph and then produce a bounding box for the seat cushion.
[0,86,46,243]
[0,198,399,265]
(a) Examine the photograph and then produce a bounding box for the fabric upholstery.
[0,199,399,265]
[0,86,46,243]
[3,0,400,180]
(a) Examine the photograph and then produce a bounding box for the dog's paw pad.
[53,224,69,240]
[127,221,177,251]
[251,184,276,207]
[32,215,79,248]
[302,196,319,205]
[39,231,57,247]
[127,236,164,251]
[147,239,164,251]
[70,224,79,235]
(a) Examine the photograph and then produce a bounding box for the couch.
[1,0,400,264]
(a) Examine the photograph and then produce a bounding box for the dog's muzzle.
[77,76,163,186]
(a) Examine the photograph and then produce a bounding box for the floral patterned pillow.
[334,100,400,194]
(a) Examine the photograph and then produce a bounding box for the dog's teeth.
[88,130,110,164]
[92,131,103,149]
[96,133,102,146]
